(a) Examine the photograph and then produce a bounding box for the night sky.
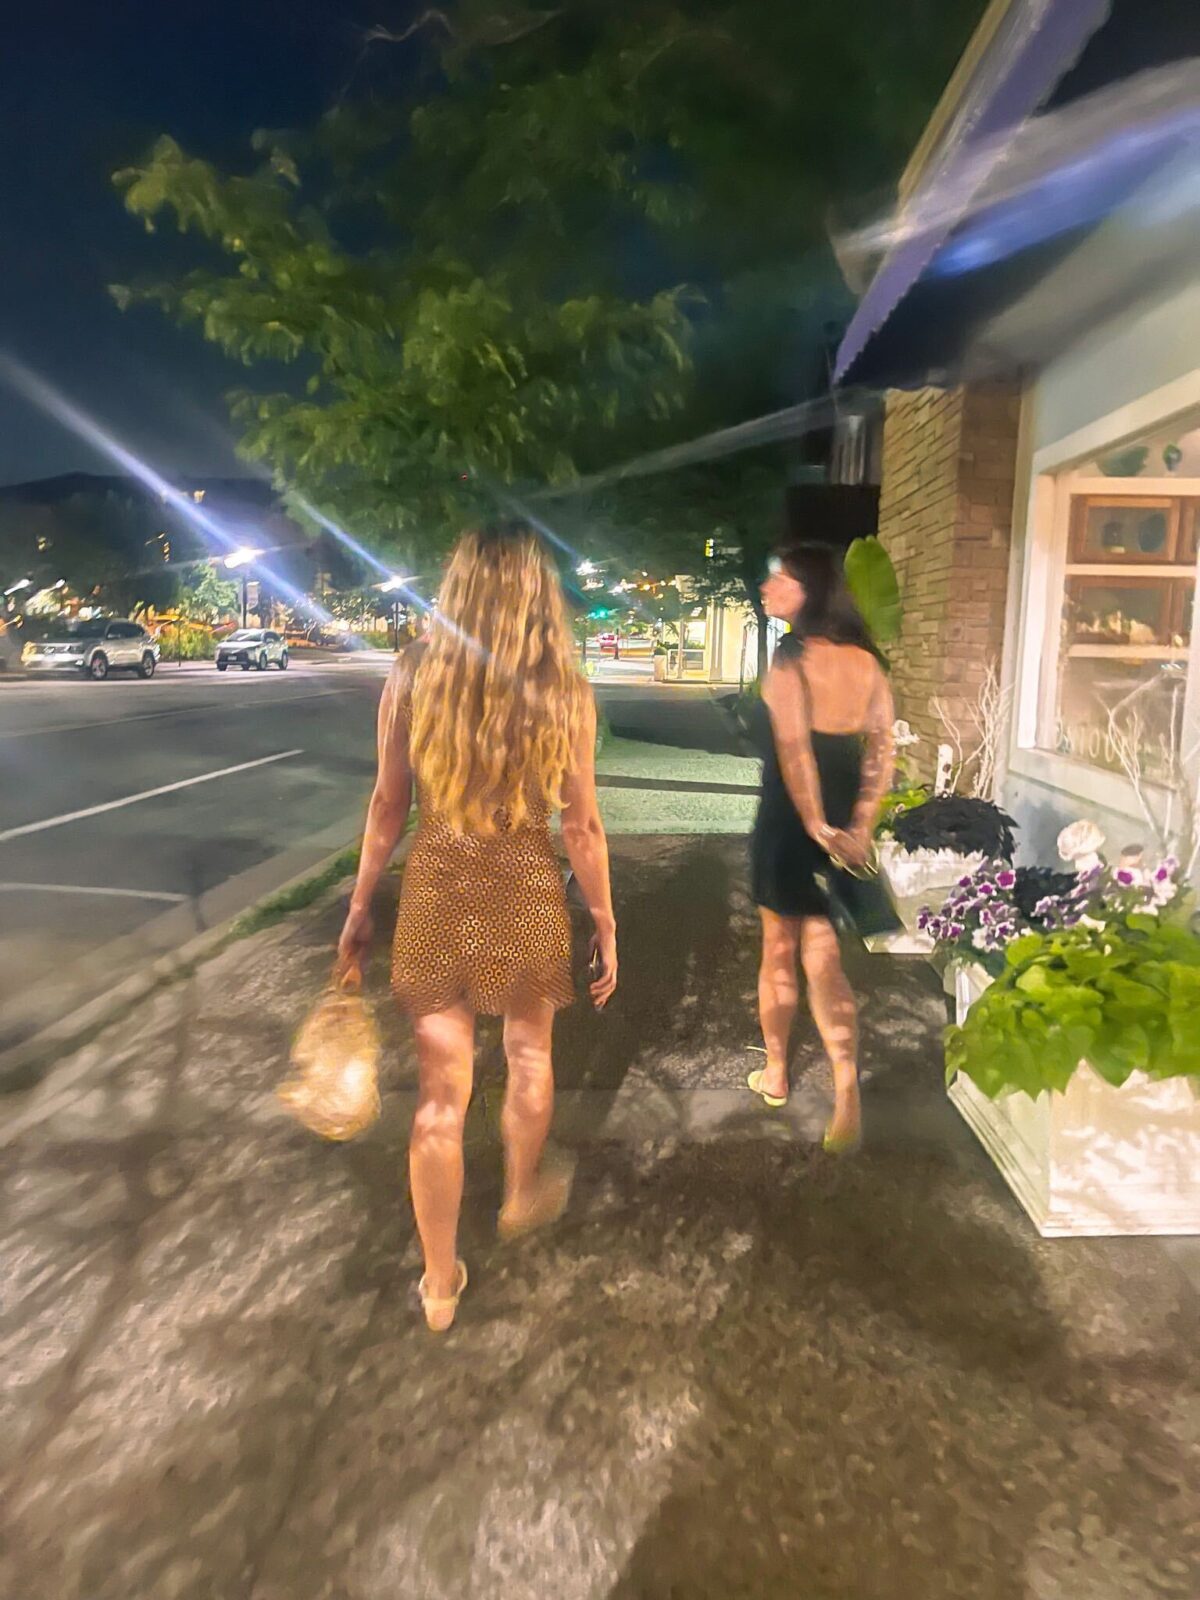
[0,2,384,487]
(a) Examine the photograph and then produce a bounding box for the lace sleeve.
[851,664,895,833]
[763,657,828,839]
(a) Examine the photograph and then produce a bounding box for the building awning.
[834,0,1113,387]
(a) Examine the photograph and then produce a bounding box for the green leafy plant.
[844,536,902,648]
[108,4,981,590]
[875,784,928,837]
[945,902,1200,1100]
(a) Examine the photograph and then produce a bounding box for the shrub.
[157,624,216,661]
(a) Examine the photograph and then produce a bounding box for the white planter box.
[877,842,983,934]
[877,841,984,900]
[947,960,1200,1237]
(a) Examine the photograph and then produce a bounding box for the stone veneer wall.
[876,381,1020,778]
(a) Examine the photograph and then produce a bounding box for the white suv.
[22,617,159,680]
[215,629,289,672]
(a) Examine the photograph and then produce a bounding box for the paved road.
[0,658,388,1055]
[0,655,741,1059]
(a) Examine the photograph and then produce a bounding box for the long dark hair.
[774,542,882,660]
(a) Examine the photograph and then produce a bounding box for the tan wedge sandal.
[498,1159,575,1242]
[418,1259,468,1332]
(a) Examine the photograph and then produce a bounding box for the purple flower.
[1154,864,1172,883]
[1115,869,1135,886]
[978,882,996,898]
[957,874,973,889]
[996,869,1016,889]
[947,922,965,940]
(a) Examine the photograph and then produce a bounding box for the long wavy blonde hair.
[409,523,588,835]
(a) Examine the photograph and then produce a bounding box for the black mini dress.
[749,643,900,937]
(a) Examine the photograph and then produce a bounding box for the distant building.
[0,473,317,623]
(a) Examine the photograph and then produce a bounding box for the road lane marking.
[0,882,188,903]
[0,685,363,740]
[0,749,303,843]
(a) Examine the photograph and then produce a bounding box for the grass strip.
[229,846,362,940]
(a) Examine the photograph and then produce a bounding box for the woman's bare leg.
[409,1003,475,1299]
[799,917,860,1141]
[758,910,802,1099]
[499,997,570,1235]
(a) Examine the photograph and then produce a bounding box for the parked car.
[215,628,289,672]
[21,617,159,680]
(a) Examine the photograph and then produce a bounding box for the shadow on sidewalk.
[9,1135,1186,1600]
[3,838,1196,1599]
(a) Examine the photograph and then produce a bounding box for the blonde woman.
[337,523,617,1331]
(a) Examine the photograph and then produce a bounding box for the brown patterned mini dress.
[390,653,575,1018]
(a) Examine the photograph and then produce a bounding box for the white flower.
[971,928,990,950]
[1058,819,1105,871]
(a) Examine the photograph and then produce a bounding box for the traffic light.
[588,606,613,619]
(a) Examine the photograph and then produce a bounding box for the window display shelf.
[1066,644,1190,660]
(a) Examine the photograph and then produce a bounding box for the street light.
[576,560,596,577]
[375,575,409,650]
[223,547,263,627]
[4,577,32,615]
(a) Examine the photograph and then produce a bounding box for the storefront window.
[1043,494,1196,782]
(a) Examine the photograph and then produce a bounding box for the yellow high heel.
[822,1123,862,1157]
[746,1069,788,1109]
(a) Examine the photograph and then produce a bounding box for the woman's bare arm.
[337,655,414,972]
[560,690,617,1006]
[763,658,829,839]
[850,663,895,839]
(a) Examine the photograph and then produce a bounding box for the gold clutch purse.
[818,824,880,881]
[824,842,880,881]
[277,962,381,1141]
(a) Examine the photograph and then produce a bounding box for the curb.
[707,685,757,756]
[0,840,362,1098]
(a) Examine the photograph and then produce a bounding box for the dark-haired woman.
[746,544,894,1152]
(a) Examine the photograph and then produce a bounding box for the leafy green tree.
[111,0,983,648]
[177,563,240,625]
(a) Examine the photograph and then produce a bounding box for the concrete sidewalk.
[2,829,1197,1600]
